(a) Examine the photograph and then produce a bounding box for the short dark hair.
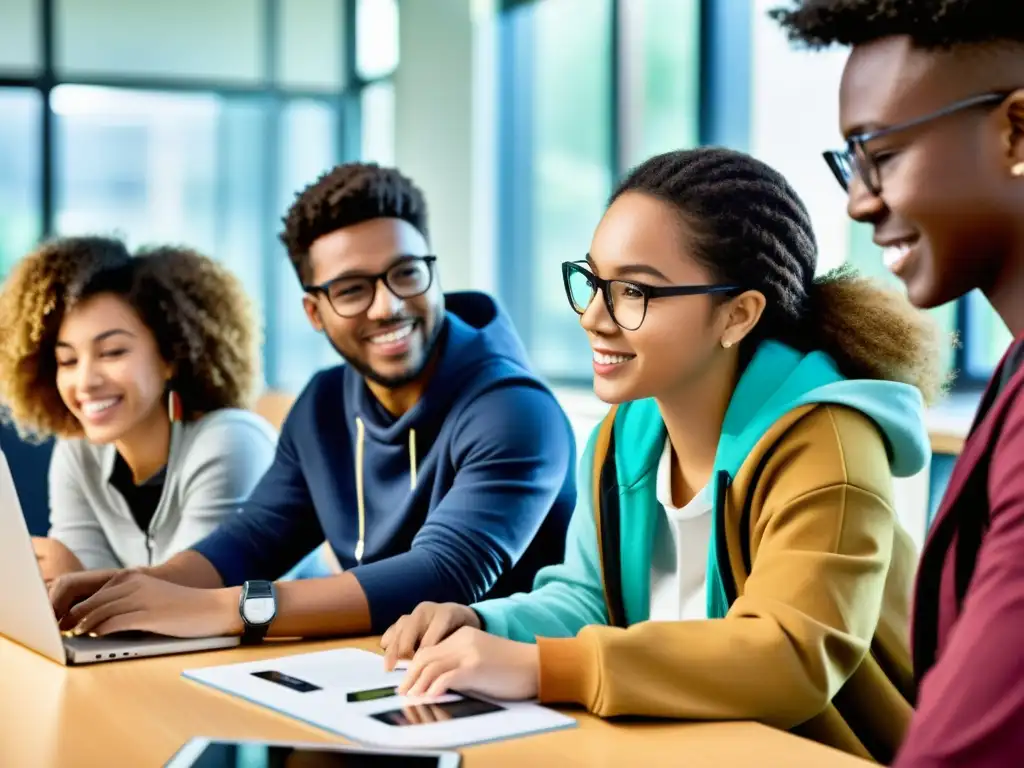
[769,0,1024,50]
[279,162,430,284]
[612,147,948,404]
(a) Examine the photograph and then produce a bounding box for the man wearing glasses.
[774,1,1024,766]
[49,163,576,643]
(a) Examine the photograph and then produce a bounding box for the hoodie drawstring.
[409,429,418,489]
[355,418,365,562]
[354,417,418,563]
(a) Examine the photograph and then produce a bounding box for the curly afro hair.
[615,147,949,404]
[0,236,262,441]
[279,162,429,285]
[769,0,1024,50]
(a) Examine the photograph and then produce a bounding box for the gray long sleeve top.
[47,408,277,569]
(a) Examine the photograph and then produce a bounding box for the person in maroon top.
[771,2,1024,766]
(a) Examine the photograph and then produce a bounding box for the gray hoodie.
[47,408,277,569]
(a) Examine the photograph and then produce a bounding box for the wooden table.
[0,635,873,768]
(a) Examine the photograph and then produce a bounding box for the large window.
[274,100,344,394]
[522,0,613,380]
[498,0,702,381]
[52,87,266,305]
[0,90,42,274]
[499,0,1010,389]
[0,0,40,73]
[0,0,399,393]
[846,223,958,378]
[964,292,1015,378]
[621,0,701,169]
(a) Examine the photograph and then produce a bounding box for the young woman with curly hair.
[380,147,946,762]
[0,236,277,580]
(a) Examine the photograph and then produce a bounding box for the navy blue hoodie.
[192,292,577,632]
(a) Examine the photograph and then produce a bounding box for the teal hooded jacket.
[473,340,930,639]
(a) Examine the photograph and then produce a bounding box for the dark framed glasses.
[304,255,437,318]
[562,260,740,331]
[824,91,1014,196]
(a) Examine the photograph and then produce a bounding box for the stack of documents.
[182,648,577,748]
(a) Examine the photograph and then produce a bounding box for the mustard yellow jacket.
[473,341,928,763]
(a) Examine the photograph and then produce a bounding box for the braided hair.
[280,162,429,284]
[613,147,948,404]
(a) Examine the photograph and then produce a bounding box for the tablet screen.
[371,696,504,727]
[169,741,443,767]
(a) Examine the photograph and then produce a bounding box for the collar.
[655,437,710,516]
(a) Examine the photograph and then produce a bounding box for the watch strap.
[239,580,275,645]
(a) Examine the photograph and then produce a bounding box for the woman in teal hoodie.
[380,148,946,761]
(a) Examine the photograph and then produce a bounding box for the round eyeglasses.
[562,260,739,331]
[304,256,437,318]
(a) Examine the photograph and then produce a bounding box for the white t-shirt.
[649,438,713,622]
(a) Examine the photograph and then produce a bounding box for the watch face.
[243,596,276,625]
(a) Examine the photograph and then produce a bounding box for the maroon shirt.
[895,337,1024,767]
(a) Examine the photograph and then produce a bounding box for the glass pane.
[356,0,399,80]
[750,0,850,273]
[847,221,957,383]
[56,0,264,82]
[52,85,266,315]
[527,0,613,379]
[273,99,341,393]
[965,291,1014,380]
[278,0,345,91]
[0,89,43,275]
[361,80,395,166]
[0,0,40,72]
[623,0,700,167]
[846,222,898,284]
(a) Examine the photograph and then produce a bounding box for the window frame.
[494,0,751,388]
[0,0,396,390]
[494,0,999,392]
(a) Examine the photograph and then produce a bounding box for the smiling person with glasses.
[47,162,575,645]
[379,147,945,761]
[774,2,1024,766]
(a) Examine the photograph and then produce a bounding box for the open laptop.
[0,447,240,665]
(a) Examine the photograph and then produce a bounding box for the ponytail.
[806,264,951,406]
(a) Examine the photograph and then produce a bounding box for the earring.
[1013,162,1024,177]
[167,390,182,423]
[721,339,733,349]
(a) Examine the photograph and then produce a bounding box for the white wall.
[749,0,852,274]
[394,0,496,294]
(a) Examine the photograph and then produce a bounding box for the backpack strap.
[592,406,628,628]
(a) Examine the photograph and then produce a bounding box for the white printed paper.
[182,648,576,749]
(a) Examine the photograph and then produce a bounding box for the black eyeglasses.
[562,260,740,331]
[824,91,1014,196]
[304,255,437,318]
